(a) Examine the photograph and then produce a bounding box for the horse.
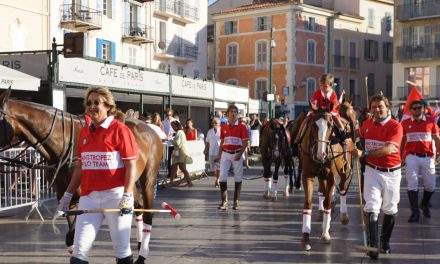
[259,118,290,200]
[300,100,353,251]
[0,88,162,264]
[285,109,307,192]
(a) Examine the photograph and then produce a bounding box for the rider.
[294,73,348,145]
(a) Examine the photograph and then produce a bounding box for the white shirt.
[162,117,175,137]
[205,127,221,156]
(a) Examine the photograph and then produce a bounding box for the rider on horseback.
[294,73,348,146]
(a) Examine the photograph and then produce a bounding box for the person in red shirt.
[184,118,197,141]
[215,104,249,210]
[351,94,403,259]
[401,100,440,223]
[57,86,138,264]
[295,73,347,143]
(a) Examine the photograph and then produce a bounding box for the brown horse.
[285,109,307,192]
[260,118,289,200]
[0,88,162,264]
[300,101,353,251]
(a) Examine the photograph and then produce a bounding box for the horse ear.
[0,87,11,114]
[309,100,317,112]
[349,96,353,105]
[328,102,334,112]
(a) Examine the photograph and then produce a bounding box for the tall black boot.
[420,190,434,218]
[380,213,396,254]
[407,190,419,223]
[70,257,89,264]
[364,212,379,259]
[218,182,228,210]
[233,182,242,210]
[116,255,133,264]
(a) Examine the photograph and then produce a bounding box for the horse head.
[338,98,356,140]
[0,88,16,149]
[308,100,334,163]
[261,118,286,162]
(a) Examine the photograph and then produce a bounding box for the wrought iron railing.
[333,55,345,69]
[397,0,440,21]
[396,43,440,61]
[122,22,153,40]
[349,57,360,70]
[156,41,198,60]
[60,4,102,27]
[155,0,198,21]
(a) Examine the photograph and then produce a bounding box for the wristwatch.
[364,151,369,157]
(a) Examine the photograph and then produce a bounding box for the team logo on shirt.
[83,139,87,145]
[408,125,412,129]
[366,129,369,133]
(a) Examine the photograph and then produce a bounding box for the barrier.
[186,140,207,175]
[0,147,56,221]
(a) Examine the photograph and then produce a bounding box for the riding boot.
[364,212,379,259]
[407,190,419,223]
[233,182,242,210]
[218,182,228,210]
[116,255,134,264]
[420,190,434,218]
[380,213,396,254]
[70,257,89,264]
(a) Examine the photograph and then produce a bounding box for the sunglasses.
[85,99,102,107]
[411,106,422,110]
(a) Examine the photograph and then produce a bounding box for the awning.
[0,65,40,91]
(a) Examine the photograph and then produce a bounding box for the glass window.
[256,16,269,31]
[383,42,393,63]
[256,79,267,100]
[307,40,315,63]
[158,63,166,72]
[435,24,440,43]
[406,66,430,97]
[177,66,184,75]
[307,79,316,100]
[368,8,375,28]
[102,43,110,60]
[128,47,136,65]
[194,69,199,78]
[225,21,237,35]
[256,41,267,70]
[226,79,238,85]
[227,44,237,65]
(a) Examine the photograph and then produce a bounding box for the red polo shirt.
[359,116,403,168]
[220,121,249,152]
[402,115,439,158]
[309,89,339,116]
[78,116,138,196]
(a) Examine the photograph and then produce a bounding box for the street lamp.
[269,27,276,118]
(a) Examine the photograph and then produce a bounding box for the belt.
[367,163,401,173]
[410,152,431,158]
[223,149,241,154]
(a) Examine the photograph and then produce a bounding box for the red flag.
[401,86,423,122]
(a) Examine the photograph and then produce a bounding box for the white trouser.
[364,166,401,215]
[73,186,132,261]
[219,151,243,182]
[405,154,436,192]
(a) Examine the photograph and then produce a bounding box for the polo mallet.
[352,143,378,253]
[364,77,369,108]
[406,80,418,87]
[52,201,180,234]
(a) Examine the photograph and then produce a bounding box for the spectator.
[145,112,166,140]
[205,117,221,187]
[125,109,138,120]
[169,120,193,187]
[152,112,165,132]
[215,104,249,210]
[401,100,440,223]
[216,110,228,125]
[162,108,175,138]
[58,86,137,263]
[250,114,262,154]
[351,94,403,259]
[184,118,197,141]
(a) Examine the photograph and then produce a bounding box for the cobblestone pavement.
[0,160,439,263]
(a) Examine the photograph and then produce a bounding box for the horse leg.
[262,158,272,200]
[295,158,302,190]
[339,160,350,225]
[283,156,291,197]
[317,181,324,221]
[301,169,314,251]
[271,161,280,201]
[320,174,335,243]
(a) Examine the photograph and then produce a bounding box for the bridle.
[307,112,334,164]
[0,107,82,187]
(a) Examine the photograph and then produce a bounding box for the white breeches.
[219,152,243,182]
[405,154,436,192]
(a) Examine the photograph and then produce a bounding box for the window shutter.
[111,0,116,19]
[424,25,431,44]
[110,41,116,61]
[364,39,369,59]
[83,35,87,56]
[374,41,378,60]
[96,38,102,59]
[267,16,272,30]
[124,1,130,23]
[254,18,257,31]
[305,17,309,30]
[225,22,230,35]
[137,5,141,26]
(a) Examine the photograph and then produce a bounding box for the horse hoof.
[284,189,290,197]
[340,213,350,225]
[263,191,270,200]
[303,243,312,251]
[320,233,331,243]
[135,256,146,264]
[271,195,278,202]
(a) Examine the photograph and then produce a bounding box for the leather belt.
[223,149,241,154]
[410,152,431,158]
[367,163,401,173]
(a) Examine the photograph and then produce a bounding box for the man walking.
[401,100,440,222]
[351,94,403,259]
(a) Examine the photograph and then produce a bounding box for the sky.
[208,0,216,5]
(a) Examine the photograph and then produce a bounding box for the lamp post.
[269,27,276,118]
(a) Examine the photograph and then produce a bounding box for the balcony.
[60,4,102,31]
[154,41,198,62]
[122,22,154,44]
[348,57,360,70]
[396,43,440,61]
[154,0,198,24]
[397,85,440,100]
[333,55,345,69]
[135,0,154,3]
[396,0,440,21]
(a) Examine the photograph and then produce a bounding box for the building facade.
[393,0,440,103]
